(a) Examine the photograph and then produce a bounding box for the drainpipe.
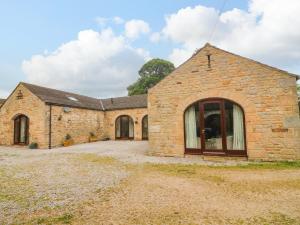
[49,104,52,149]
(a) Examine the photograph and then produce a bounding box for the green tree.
[127,58,175,96]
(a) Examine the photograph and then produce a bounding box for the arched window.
[184,99,246,156]
[115,115,134,139]
[14,114,29,145]
[142,115,148,140]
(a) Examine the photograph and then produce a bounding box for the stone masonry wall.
[0,84,48,148]
[104,108,148,140]
[148,44,300,160]
[48,105,105,148]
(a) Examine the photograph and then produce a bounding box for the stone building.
[148,43,300,160]
[0,43,299,160]
[0,83,148,148]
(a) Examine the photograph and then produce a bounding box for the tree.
[127,58,175,96]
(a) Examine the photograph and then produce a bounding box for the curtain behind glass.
[233,105,245,150]
[20,117,27,143]
[129,118,134,138]
[142,116,148,139]
[116,117,121,138]
[185,105,198,148]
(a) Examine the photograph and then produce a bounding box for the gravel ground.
[0,140,249,166]
[0,142,138,224]
[1,141,299,225]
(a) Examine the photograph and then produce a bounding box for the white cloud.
[113,16,125,24]
[22,28,149,98]
[95,16,125,27]
[150,32,161,42]
[124,19,150,39]
[160,0,300,73]
[95,17,108,27]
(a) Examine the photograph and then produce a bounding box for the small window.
[67,96,78,101]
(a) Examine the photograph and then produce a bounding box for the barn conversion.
[0,43,299,161]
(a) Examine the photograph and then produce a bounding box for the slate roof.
[22,82,102,110]
[21,82,147,111]
[101,94,148,110]
[0,99,5,105]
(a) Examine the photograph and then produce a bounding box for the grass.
[1,153,300,225]
[29,213,74,225]
[0,167,34,207]
[227,212,300,225]
[144,160,300,175]
[78,154,118,165]
[231,161,300,170]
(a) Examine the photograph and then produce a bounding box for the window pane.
[225,101,245,150]
[20,117,27,143]
[116,117,121,138]
[185,103,200,148]
[142,116,148,139]
[129,118,134,138]
[204,102,222,150]
[14,117,20,143]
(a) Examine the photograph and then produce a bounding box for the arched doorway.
[115,115,134,140]
[142,115,148,140]
[184,98,246,156]
[14,114,29,145]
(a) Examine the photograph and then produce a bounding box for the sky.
[0,0,299,98]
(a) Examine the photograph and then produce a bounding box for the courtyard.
[1,141,300,224]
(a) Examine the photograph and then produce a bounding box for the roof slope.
[101,94,147,110]
[22,82,102,110]
[0,99,5,105]
[204,43,300,79]
[21,82,147,111]
[150,43,299,92]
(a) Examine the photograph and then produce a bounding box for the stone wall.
[148,44,300,160]
[104,108,148,140]
[0,83,147,148]
[47,105,105,148]
[0,84,48,148]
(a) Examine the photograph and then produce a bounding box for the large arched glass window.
[142,115,148,140]
[184,99,246,156]
[14,114,29,145]
[115,115,134,139]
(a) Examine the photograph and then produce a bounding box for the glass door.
[14,115,29,145]
[120,116,129,138]
[201,101,225,153]
[185,99,246,156]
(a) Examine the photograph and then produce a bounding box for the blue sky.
[0,0,299,98]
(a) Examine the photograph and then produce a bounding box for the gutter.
[49,104,52,149]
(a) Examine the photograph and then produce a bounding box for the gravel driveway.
[2,141,298,225]
[0,140,248,166]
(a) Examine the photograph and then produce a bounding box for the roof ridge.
[99,94,147,101]
[21,82,100,100]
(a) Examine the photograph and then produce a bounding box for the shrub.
[29,142,38,149]
[65,134,71,140]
